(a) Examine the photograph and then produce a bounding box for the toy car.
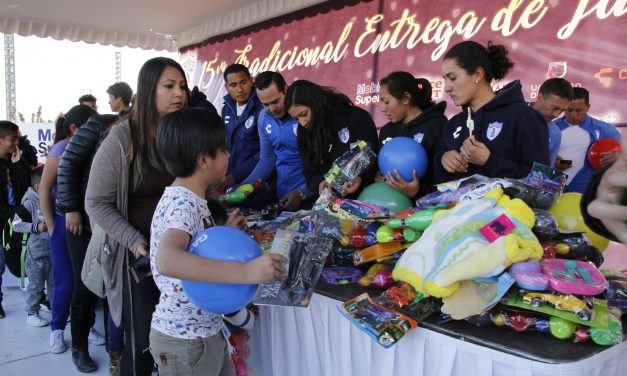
[522,290,593,320]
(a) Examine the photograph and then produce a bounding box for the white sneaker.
[88,327,106,346]
[49,329,67,354]
[26,314,49,327]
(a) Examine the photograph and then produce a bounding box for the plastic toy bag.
[540,258,608,296]
[324,141,376,193]
[600,269,627,313]
[338,293,417,348]
[253,229,332,307]
[220,179,269,205]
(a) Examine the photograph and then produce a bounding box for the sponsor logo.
[486,122,503,141]
[594,67,627,87]
[245,116,254,129]
[381,137,392,145]
[265,124,272,134]
[414,132,424,144]
[547,61,567,78]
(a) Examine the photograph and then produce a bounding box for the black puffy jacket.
[57,114,120,222]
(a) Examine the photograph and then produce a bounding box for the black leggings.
[66,229,98,350]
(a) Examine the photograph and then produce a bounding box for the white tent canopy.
[0,0,325,51]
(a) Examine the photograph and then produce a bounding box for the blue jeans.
[49,213,73,331]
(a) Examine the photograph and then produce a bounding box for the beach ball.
[587,138,622,170]
[379,137,428,181]
[548,193,609,251]
[181,226,261,314]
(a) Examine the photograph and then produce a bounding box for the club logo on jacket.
[414,132,424,144]
[381,137,392,145]
[594,130,600,140]
[224,115,231,124]
[245,116,254,129]
[338,127,350,143]
[265,124,272,134]
[453,126,462,139]
[486,122,503,141]
[293,123,298,136]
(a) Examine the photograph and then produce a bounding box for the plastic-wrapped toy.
[358,263,395,289]
[321,267,363,285]
[220,179,267,204]
[521,290,593,320]
[387,208,437,230]
[324,141,377,193]
[353,241,403,265]
[394,191,542,298]
[228,328,251,376]
[540,258,608,296]
[600,269,627,313]
[509,261,549,291]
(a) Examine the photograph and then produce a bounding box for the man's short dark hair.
[157,108,228,178]
[223,64,251,82]
[573,87,590,105]
[78,94,97,104]
[538,78,574,100]
[0,120,19,139]
[106,82,133,106]
[31,165,44,186]
[254,71,287,93]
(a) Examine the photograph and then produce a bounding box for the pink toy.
[540,259,608,296]
[509,261,549,291]
[372,268,395,289]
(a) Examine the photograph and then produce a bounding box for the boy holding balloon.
[148,108,287,376]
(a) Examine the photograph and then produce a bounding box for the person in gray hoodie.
[12,166,54,327]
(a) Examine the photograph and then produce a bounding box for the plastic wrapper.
[502,178,557,210]
[540,258,608,296]
[324,141,376,193]
[253,229,333,307]
[532,209,559,240]
[600,270,627,313]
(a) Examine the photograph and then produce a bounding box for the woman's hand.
[226,208,247,230]
[587,148,627,244]
[134,244,149,258]
[342,176,362,196]
[386,170,420,198]
[460,136,490,166]
[66,211,83,235]
[441,150,468,173]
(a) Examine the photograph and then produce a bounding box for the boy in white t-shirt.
[149,108,287,376]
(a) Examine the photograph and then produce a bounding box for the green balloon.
[549,316,576,340]
[358,182,413,214]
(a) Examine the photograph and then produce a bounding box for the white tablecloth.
[248,293,626,376]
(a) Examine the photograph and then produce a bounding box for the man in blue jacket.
[553,87,622,193]
[219,64,263,191]
[241,71,314,210]
[530,78,573,167]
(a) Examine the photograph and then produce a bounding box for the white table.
[248,293,626,376]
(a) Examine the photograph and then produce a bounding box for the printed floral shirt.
[150,186,223,339]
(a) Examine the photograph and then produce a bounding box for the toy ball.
[181,226,262,314]
[378,137,428,181]
[358,182,413,213]
[587,138,622,170]
[549,316,576,340]
[548,192,609,252]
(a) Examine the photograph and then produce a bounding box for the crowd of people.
[0,39,625,376]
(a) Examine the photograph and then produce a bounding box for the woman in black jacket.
[285,80,379,198]
[56,113,123,372]
[378,72,447,199]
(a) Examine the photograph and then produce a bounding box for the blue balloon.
[378,136,428,181]
[181,226,261,314]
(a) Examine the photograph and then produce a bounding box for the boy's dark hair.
[223,64,251,82]
[78,94,97,104]
[157,108,227,178]
[31,165,44,186]
[106,82,133,106]
[539,78,574,101]
[573,87,590,105]
[0,120,19,139]
[254,71,287,93]
[444,40,514,82]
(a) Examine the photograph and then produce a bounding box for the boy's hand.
[226,208,246,230]
[134,244,149,258]
[244,254,287,284]
[386,169,420,197]
[38,223,48,232]
[441,150,468,173]
[341,176,362,196]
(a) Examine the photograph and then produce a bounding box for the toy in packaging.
[324,141,377,193]
[228,328,251,376]
[600,269,627,313]
[253,230,332,307]
[540,258,608,296]
[509,261,549,291]
[220,179,268,204]
[338,293,417,348]
[321,267,363,285]
[387,208,437,230]
[353,241,403,265]
[359,263,393,288]
[441,273,516,320]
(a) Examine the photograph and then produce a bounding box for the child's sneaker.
[26,314,49,327]
[49,329,67,354]
[39,298,51,312]
[88,327,106,346]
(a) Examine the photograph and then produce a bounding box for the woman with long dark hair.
[378,72,447,198]
[85,57,188,376]
[285,80,378,198]
[434,40,549,183]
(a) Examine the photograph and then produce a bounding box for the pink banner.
[181,0,627,128]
